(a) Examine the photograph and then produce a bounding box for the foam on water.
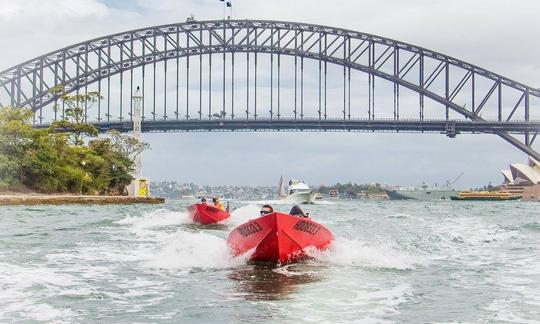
[2,200,540,322]
[0,262,79,321]
[144,230,251,270]
[307,237,425,270]
[225,204,261,226]
[117,206,422,272]
[116,208,253,272]
[117,208,192,229]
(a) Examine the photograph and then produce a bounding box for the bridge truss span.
[0,20,539,159]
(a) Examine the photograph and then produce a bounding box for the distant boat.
[187,203,230,224]
[328,189,339,199]
[384,182,456,201]
[278,178,317,204]
[450,190,521,201]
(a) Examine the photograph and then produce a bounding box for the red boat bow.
[227,212,334,264]
[187,203,230,224]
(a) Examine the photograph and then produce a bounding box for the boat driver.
[212,197,225,211]
[260,204,274,215]
[289,205,309,218]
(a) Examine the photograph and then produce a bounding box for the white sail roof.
[528,157,540,169]
[510,163,540,184]
[500,169,514,183]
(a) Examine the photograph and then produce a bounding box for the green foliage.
[318,182,384,198]
[107,130,151,162]
[50,88,100,145]
[0,107,34,189]
[0,97,149,194]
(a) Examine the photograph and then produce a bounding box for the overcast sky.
[1,0,539,187]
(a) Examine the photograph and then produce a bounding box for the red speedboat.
[227,212,334,264]
[187,203,230,225]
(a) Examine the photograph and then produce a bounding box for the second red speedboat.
[187,203,230,225]
[227,212,334,264]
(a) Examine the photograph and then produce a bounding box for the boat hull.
[384,188,456,200]
[281,192,318,204]
[450,195,521,201]
[227,212,334,264]
[187,203,230,224]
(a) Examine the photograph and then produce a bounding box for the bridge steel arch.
[1,20,539,159]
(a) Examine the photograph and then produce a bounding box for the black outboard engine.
[289,205,308,218]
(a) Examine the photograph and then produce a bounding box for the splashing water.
[225,204,261,226]
[306,237,426,270]
[1,200,540,322]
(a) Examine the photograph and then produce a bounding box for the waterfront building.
[500,157,540,201]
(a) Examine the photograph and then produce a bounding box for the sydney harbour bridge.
[0,20,539,160]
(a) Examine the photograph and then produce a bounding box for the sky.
[0,0,539,187]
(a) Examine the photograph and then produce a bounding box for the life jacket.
[214,203,225,211]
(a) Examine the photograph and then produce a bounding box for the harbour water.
[0,200,539,323]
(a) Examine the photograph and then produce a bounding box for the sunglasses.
[260,210,272,215]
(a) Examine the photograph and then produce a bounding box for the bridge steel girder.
[78,118,540,135]
[1,20,540,159]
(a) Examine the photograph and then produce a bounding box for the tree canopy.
[0,94,149,194]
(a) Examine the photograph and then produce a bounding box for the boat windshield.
[290,188,310,194]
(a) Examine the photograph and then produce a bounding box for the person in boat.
[200,197,207,204]
[212,197,225,211]
[260,204,274,215]
[289,205,309,218]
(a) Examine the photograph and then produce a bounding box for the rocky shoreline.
[0,194,165,206]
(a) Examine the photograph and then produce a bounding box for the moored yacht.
[278,177,318,204]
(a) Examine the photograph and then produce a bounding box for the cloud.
[0,0,109,19]
[1,0,538,186]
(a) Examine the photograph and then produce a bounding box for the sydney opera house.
[500,157,540,201]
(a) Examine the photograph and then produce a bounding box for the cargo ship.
[450,191,521,201]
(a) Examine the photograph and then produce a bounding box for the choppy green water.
[0,200,539,323]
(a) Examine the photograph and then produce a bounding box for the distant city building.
[149,181,279,200]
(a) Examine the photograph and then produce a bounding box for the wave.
[116,207,254,272]
[115,206,425,272]
[116,208,192,236]
[306,237,426,270]
[143,230,252,271]
[225,204,261,226]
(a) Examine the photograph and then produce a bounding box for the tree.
[49,88,100,145]
[106,129,150,162]
[22,131,73,193]
[0,92,150,195]
[0,107,35,189]
[88,138,134,194]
